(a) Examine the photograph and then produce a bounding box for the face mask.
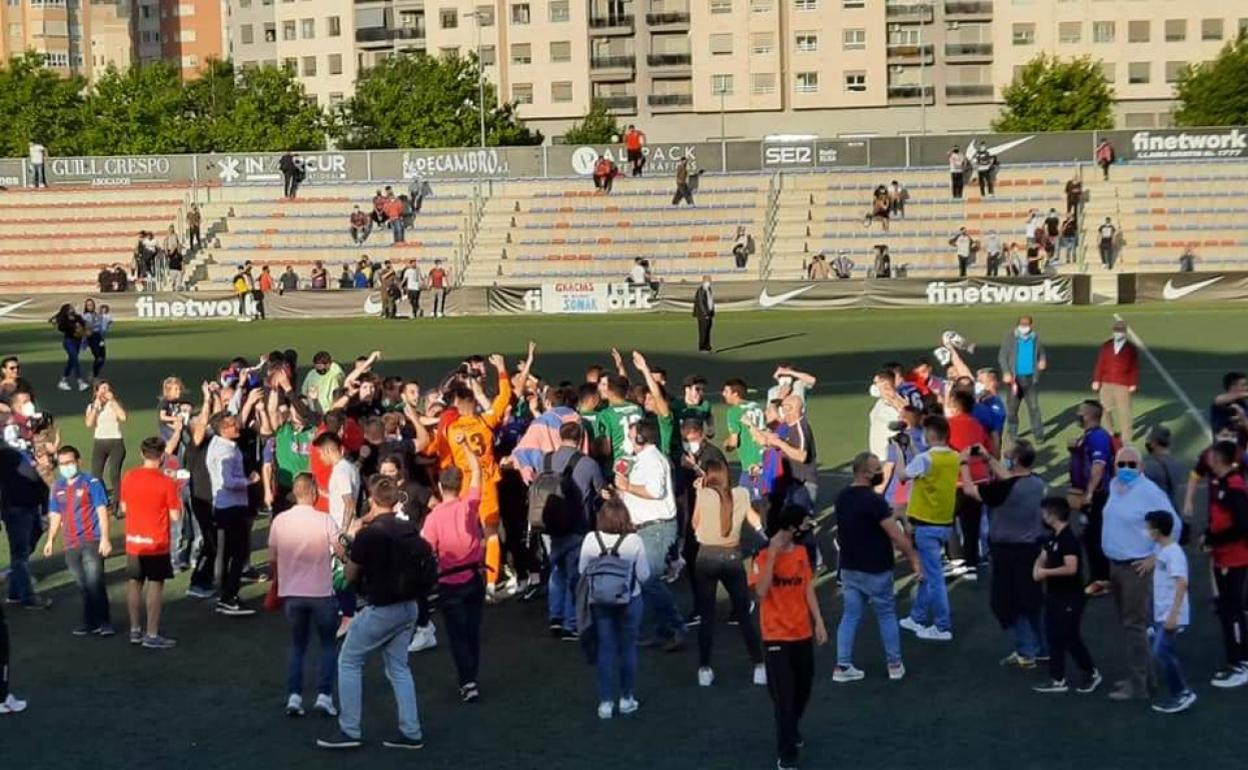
[868,383,882,398]
[682,440,701,455]
[869,472,885,487]
[973,381,986,397]
[1117,468,1140,484]
[1017,325,1032,337]
[59,463,78,480]
[1112,332,1125,343]
[18,401,35,418]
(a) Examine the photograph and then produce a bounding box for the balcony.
[945,83,994,102]
[590,54,636,80]
[944,1,992,20]
[646,11,690,28]
[886,43,934,65]
[355,27,425,44]
[944,41,992,62]
[648,93,693,109]
[884,3,933,23]
[887,84,935,104]
[599,95,638,114]
[589,14,634,35]
[647,52,691,75]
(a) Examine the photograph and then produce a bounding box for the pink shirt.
[420,486,483,585]
[267,503,337,598]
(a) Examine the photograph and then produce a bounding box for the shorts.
[126,554,174,583]
[627,148,642,164]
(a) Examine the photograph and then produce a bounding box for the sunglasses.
[1116,461,1138,469]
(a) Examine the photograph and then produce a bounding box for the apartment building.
[226,0,355,105]
[0,0,134,81]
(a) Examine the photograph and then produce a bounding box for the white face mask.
[868,383,882,399]
[973,381,986,397]
[19,401,35,418]
[1017,325,1032,337]
[682,440,701,455]
[1112,331,1126,343]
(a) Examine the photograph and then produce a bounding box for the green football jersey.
[600,402,643,462]
[725,401,766,470]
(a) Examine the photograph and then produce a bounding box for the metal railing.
[588,14,634,28]
[944,42,993,57]
[645,11,690,24]
[885,3,933,20]
[591,54,636,69]
[599,95,638,110]
[886,43,934,60]
[355,26,425,42]
[945,84,994,98]
[455,180,490,286]
[648,93,693,107]
[887,84,934,99]
[647,53,692,66]
[760,172,781,279]
[945,1,992,16]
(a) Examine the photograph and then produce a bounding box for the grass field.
[1,304,1247,770]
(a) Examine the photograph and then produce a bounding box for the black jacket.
[693,286,714,319]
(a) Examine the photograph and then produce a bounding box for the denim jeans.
[62,337,82,380]
[440,577,484,687]
[591,594,643,703]
[693,545,763,667]
[285,596,339,697]
[837,568,902,666]
[908,525,952,632]
[64,544,111,630]
[1012,609,1048,660]
[547,533,584,632]
[337,600,421,740]
[1152,624,1188,697]
[636,519,683,639]
[2,506,39,603]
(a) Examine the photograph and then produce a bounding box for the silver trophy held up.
[941,330,976,354]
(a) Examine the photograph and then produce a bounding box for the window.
[176,29,197,42]
[551,81,573,102]
[1127,20,1149,43]
[842,0,862,6]
[1202,18,1223,41]
[1164,19,1185,42]
[511,42,531,63]
[710,0,731,13]
[711,73,733,95]
[1099,62,1115,83]
[263,23,275,41]
[480,45,496,65]
[511,3,530,24]
[751,72,775,93]
[328,16,341,36]
[794,0,815,10]
[795,71,818,92]
[1127,61,1150,84]
[844,70,866,92]
[710,33,732,55]
[239,0,250,7]
[1092,21,1114,43]
[841,28,863,50]
[512,82,533,103]
[43,52,69,67]
[1124,113,1155,129]
[475,4,495,24]
[550,41,571,62]
[302,56,316,76]
[1165,60,1186,83]
[181,55,199,67]
[440,8,457,28]
[1241,18,1248,38]
[301,18,314,38]
[240,24,254,44]
[549,0,568,21]
[282,20,296,40]
[175,3,193,15]
[439,46,458,58]
[328,92,344,106]
[1012,23,1035,45]
[1058,22,1081,44]
[328,53,342,74]
[750,0,771,11]
[140,4,150,17]
[751,32,774,54]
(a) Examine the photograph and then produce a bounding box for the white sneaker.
[0,694,28,714]
[899,617,928,635]
[916,626,953,642]
[888,662,907,681]
[697,667,715,687]
[832,665,866,683]
[597,701,614,720]
[285,693,305,717]
[408,623,438,653]
[617,696,639,715]
[314,693,338,717]
[753,664,768,686]
[76,380,89,392]
[56,379,71,391]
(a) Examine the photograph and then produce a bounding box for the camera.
[970,445,983,457]
[887,419,910,448]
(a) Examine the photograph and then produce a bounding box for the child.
[1146,510,1196,714]
[751,505,828,770]
[1032,497,1101,694]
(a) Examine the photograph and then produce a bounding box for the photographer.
[877,407,924,515]
[958,439,1048,668]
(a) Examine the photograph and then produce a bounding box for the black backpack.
[528,452,583,536]
[390,519,439,601]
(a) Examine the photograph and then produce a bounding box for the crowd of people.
[1,309,1246,767]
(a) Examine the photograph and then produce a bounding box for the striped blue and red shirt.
[48,473,109,549]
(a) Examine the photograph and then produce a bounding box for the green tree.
[1174,35,1248,126]
[993,54,1114,132]
[205,63,328,151]
[0,52,88,157]
[79,62,197,155]
[561,99,621,145]
[336,52,541,149]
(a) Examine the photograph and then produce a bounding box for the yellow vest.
[907,447,959,526]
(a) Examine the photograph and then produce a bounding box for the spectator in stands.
[1034,226,1053,270]
[378,262,399,319]
[1065,176,1083,214]
[624,125,647,176]
[352,261,371,289]
[187,204,202,252]
[28,141,46,188]
[349,206,370,245]
[830,251,854,280]
[1007,242,1025,277]
[279,265,299,294]
[167,247,184,291]
[628,258,647,286]
[1098,217,1117,270]
[672,157,694,207]
[1095,139,1116,181]
[428,260,449,318]
[872,245,891,279]
[888,180,907,219]
[384,197,405,243]
[1179,246,1196,273]
[408,176,428,213]
[948,146,966,199]
[310,261,328,290]
[1044,208,1060,244]
[732,226,754,270]
[949,226,973,277]
[1026,242,1043,276]
[973,146,997,197]
[806,253,830,280]
[593,155,619,194]
[1059,214,1079,264]
[99,264,127,293]
[371,190,387,226]
[162,226,181,264]
[279,151,303,199]
[1024,210,1042,250]
[865,186,890,231]
[984,230,1003,277]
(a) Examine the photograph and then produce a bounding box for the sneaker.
[697,667,715,687]
[215,600,256,617]
[316,731,363,750]
[460,683,480,704]
[129,628,143,645]
[142,634,177,650]
[186,585,215,599]
[888,662,906,681]
[382,735,425,750]
[21,597,52,610]
[1211,666,1248,689]
[1151,691,1197,714]
[753,664,768,686]
[916,626,953,642]
[684,614,703,629]
[286,694,305,717]
[1076,670,1103,695]
[597,701,614,720]
[777,760,799,770]
[1108,682,1146,702]
[1084,580,1111,598]
[832,665,865,683]
[617,696,639,715]
[559,629,580,642]
[662,634,686,653]
[0,694,28,714]
[519,575,542,601]
[314,693,338,717]
[1035,654,1051,663]
[95,625,116,638]
[407,623,438,653]
[962,569,979,583]
[1033,679,1069,694]
[549,620,565,636]
[899,617,928,635]
[76,380,89,392]
[72,626,96,637]
[57,378,71,391]
[999,652,1037,669]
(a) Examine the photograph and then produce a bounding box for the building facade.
[0,0,135,81]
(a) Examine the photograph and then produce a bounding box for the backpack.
[584,532,636,606]
[527,452,583,536]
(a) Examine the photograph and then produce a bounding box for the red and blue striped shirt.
[48,473,109,549]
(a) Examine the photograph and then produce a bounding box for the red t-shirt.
[1210,472,1248,568]
[948,412,993,483]
[428,268,447,289]
[120,466,181,556]
[624,129,643,152]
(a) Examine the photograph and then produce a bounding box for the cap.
[1146,425,1172,448]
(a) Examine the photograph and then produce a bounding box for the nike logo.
[1162,276,1221,301]
[363,293,383,315]
[966,135,1036,159]
[0,299,32,318]
[758,285,816,308]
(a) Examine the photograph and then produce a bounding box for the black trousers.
[1044,593,1095,682]
[189,497,217,590]
[765,639,814,766]
[407,289,422,318]
[951,490,982,567]
[0,601,9,699]
[499,468,540,580]
[189,225,202,251]
[1214,565,1248,668]
[1081,490,1110,583]
[85,333,106,378]
[958,255,970,277]
[693,546,763,668]
[215,508,251,603]
[252,291,266,320]
[697,316,713,352]
[951,172,964,198]
[91,438,126,503]
[283,173,300,198]
[672,183,693,206]
[440,576,484,687]
[978,172,994,196]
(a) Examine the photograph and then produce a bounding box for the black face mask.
[869,472,885,487]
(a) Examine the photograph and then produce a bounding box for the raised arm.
[483,354,513,428]
[632,351,669,417]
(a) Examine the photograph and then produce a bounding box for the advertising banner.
[1130,272,1248,303]
[1100,128,1248,162]
[199,152,369,186]
[908,132,1093,168]
[870,276,1072,307]
[47,155,194,187]
[490,282,658,314]
[370,147,544,180]
[550,142,720,177]
[0,158,24,188]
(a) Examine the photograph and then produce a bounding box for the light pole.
[719,88,726,170]
[464,10,487,147]
[918,2,929,136]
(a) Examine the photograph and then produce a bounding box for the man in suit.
[693,275,715,353]
[997,315,1047,441]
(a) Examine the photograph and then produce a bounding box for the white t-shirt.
[29,144,45,164]
[868,398,900,461]
[328,458,360,529]
[403,268,422,291]
[1099,224,1116,241]
[622,445,676,525]
[1153,541,1190,626]
[768,378,810,404]
[629,264,646,284]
